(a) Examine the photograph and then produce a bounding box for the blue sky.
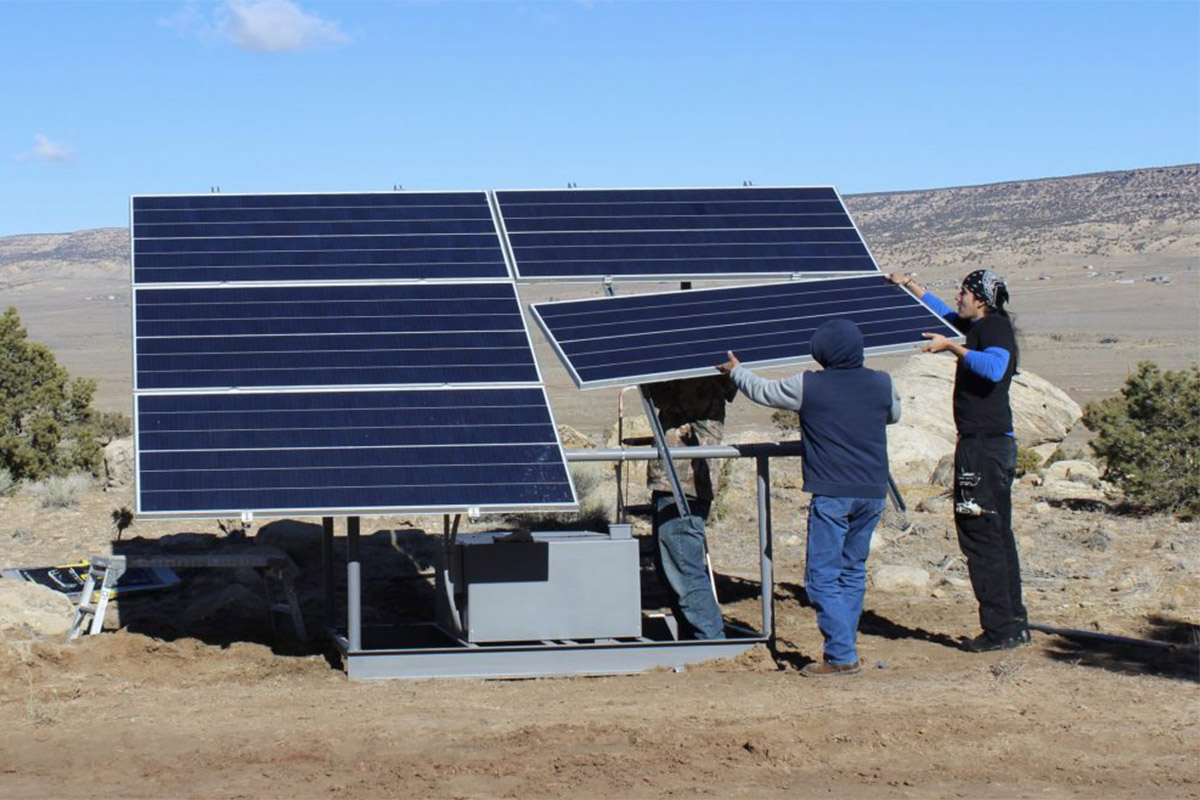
[1,0,1197,236]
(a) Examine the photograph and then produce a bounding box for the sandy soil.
[0,471,1197,799]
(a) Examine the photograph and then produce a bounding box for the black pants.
[954,436,1027,638]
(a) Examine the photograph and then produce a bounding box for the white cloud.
[218,0,349,53]
[14,134,74,165]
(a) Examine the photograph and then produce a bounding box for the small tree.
[0,307,102,480]
[1082,362,1200,519]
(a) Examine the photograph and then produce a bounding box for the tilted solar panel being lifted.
[494,186,878,281]
[130,190,575,519]
[530,276,963,390]
[132,191,509,283]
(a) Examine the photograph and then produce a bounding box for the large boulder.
[0,580,76,639]
[887,425,955,490]
[1010,371,1082,446]
[557,424,596,450]
[886,353,1082,486]
[103,436,135,489]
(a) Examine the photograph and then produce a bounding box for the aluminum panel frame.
[530,275,964,390]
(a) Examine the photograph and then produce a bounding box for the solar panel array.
[130,185,952,514]
[494,186,878,281]
[530,276,963,390]
[131,191,575,518]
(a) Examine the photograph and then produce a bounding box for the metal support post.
[322,516,335,634]
[347,516,362,651]
[756,455,774,640]
[638,385,691,518]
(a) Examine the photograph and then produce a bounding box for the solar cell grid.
[134,282,539,390]
[495,187,879,280]
[131,191,510,283]
[136,388,576,515]
[531,276,963,389]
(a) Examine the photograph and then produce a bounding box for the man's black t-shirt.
[953,314,1017,434]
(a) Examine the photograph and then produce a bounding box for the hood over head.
[811,318,864,369]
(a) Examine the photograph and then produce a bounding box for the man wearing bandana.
[887,269,1030,653]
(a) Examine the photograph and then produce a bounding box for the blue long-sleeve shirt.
[922,291,1016,436]
[922,292,1011,383]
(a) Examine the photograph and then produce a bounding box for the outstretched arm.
[886,272,960,326]
[717,351,804,411]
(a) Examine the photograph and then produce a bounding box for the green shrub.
[1015,447,1043,477]
[0,467,14,497]
[0,307,102,480]
[91,410,132,445]
[1082,362,1200,519]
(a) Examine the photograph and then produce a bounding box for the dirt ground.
[0,469,1197,799]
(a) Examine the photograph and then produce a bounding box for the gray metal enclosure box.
[452,531,641,643]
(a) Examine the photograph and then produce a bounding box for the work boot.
[800,660,860,677]
[962,631,1024,653]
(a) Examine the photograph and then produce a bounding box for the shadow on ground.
[1041,615,1200,682]
[111,520,440,656]
[778,580,962,649]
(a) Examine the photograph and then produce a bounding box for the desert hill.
[846,163,1198,271]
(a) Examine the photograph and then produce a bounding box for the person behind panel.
[644,374,737,640]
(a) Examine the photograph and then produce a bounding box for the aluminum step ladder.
[67,555,125,640]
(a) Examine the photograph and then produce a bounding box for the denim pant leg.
[655,495,723,640]
[806,495,882,665]
[837,497,886,647]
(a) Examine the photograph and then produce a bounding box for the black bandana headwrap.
[962,269,1008,310]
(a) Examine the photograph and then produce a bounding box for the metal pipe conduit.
[564,442,803,462]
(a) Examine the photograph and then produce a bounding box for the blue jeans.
[653,494,724,640]
[805,495,886,665]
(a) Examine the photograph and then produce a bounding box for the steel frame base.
[334,622,765,680]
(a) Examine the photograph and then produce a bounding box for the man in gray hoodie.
[718,319,900,676]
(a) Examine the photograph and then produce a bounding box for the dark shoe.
[963,632,1023,653]
[800,660,861,677]
[1016,627,1032,644]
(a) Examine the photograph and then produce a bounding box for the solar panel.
[132,191,508,283]
[494,187,879,281]
[134,282,538,390]
[530,276,963,390]
[130,190,575,518]
[136,388,575,515]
